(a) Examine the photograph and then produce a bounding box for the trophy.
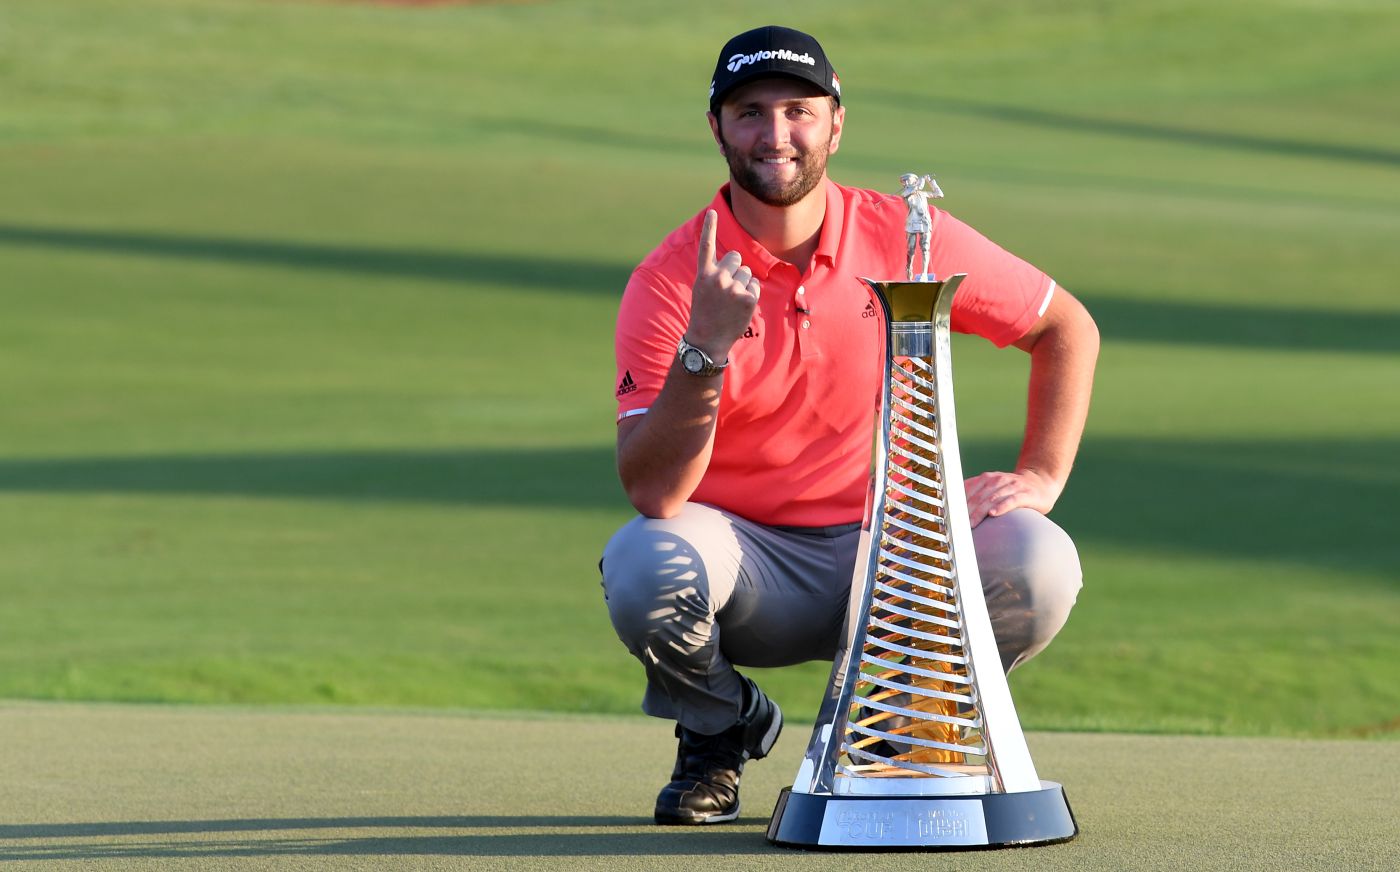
[766,175,1077,850]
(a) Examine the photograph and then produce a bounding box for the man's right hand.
[684,209,760,361]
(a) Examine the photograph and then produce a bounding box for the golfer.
[601,25,1099,826]
[899,172,942,280]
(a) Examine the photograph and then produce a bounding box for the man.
[601,26,1098,826]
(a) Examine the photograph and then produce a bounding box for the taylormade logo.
[727,49,815,72]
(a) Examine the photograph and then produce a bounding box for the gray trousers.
[601,502,1082,736]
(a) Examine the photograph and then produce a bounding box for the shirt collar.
[813,179,843,268]
[709,180,844,278]
[710,184,780,279]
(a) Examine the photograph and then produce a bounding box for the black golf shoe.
[654,677,783,825]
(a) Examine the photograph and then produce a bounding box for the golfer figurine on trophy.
[899,173,944,281]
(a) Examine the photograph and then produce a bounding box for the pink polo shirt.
[614,180,1054,527]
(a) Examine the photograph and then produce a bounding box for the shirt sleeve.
[614,266,690,421]
[930,210,1055,348]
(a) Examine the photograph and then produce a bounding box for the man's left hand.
[963,469,1062,527]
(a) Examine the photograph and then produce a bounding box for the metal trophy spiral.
[766,275,1078,850]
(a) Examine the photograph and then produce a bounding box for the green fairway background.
[1,0,1397,740]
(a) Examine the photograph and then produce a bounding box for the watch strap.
[677,336,729,377]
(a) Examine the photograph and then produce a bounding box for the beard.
[722,135,832,208]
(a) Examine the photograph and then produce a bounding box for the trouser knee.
[600,515,717,653]
[974,509,1083,671]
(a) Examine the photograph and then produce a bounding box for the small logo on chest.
[861,300,878,319]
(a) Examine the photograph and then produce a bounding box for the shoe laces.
[674,726,746,781]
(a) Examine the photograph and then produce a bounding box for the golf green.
[3,702,1396,871]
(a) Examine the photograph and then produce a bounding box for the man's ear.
[828,104,846,154]
[707,111,725,153]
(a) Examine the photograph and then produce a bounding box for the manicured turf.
[1,0,1398,739]
[3,702,1398,871]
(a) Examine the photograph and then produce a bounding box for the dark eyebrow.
[730,96,823,112]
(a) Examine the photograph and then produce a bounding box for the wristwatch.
[676,336,729,377]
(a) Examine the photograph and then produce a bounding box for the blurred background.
[1,0,1396,739]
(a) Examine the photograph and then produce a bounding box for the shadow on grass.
[1083,295,1400,355]
[0,816,632,838]
[0,224,630,296]
[0,446,625,510]
[0,815,780,860]
[863,90,1400,168]
[6,223,1398,355]
[965,436,1398,580]
[0,437,1395,577]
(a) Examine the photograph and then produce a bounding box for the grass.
[0,0,1397,739]
[5,703,1400,870]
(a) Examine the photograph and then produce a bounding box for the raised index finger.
[696,209,717,274]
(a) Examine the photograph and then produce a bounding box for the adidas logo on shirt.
[616,370,638,397]
[861,300,878,319]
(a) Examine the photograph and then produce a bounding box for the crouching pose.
[601,25,1099,826]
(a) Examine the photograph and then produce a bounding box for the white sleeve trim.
[617,407,649,422]
[1036,280,1057,318]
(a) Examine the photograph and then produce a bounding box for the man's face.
[709,78,844,208]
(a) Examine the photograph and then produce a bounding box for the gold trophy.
[767,178,1077,848]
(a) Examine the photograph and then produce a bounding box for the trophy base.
[766,781,1077,850]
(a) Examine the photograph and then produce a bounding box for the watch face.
[682,347,705,374]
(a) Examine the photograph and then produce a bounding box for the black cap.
[708,26,841,115]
